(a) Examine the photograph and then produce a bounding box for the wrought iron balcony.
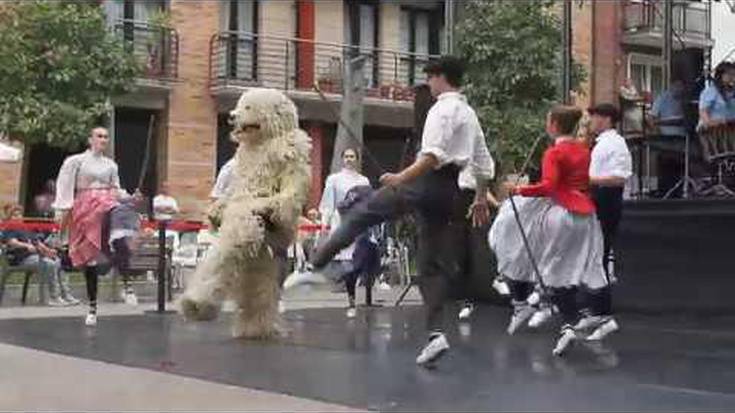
[209,31,437,101]
[623,0,712,48]
[114,19,179,81]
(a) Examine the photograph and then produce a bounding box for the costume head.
[229,88,299,145]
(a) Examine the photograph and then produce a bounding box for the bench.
[123,236,174,300]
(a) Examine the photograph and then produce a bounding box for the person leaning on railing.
[699,61,735,129]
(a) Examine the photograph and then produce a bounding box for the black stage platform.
[616,198,735,313]
[1,306,735,411]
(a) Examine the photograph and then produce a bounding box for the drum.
[698,121,735,164]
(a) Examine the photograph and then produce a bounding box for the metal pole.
[445,0,454,54]
[662,0,673,89]
[157,220,166,312]
[562,0,573,104]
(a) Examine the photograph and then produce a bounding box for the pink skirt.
[69,189,118,268]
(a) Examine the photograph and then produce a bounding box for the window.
[628,53,664,98]
[400,7,441,85]
[344,1,379,87]
[220,0,258,81]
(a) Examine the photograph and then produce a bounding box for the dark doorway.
[114,107,158,199]
[24,144,81,215]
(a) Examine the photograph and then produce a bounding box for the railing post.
[285,41,290,91]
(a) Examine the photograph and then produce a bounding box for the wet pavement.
[0,304,734,411]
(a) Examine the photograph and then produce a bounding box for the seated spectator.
[297,208,321,261]
[1,204,79,306]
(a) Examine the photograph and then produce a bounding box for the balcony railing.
[623,0,710,38]
[114,19,179,81]
[209,31,438,101]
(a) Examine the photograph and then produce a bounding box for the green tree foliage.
[0,1,141,149]
[455,0,586,174]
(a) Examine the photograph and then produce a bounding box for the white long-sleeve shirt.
[53,150,123,211]
[318,169,370,261]
[590,129,633,182]
[210,158,235,200]
[419,92,495,187]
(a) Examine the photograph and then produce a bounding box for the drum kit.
[697,120,735,197]
[636,115,735,199]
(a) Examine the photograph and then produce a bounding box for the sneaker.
[378,281,392,291]
[85,312,97,327]
[282,268,328,290]
[416,333,450,366]
[528,306,554,328]
[48,297,67,307]
[585,318,619,341]
[124,291,138,306]
[507,301,536,335]
[63,296,81,306]
[492,278,510,296]
[458,303,475,320]
[552,325,577,356]
[575,315,608,330]
[346,306,357,318]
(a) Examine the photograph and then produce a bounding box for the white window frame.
[627,52,665,96]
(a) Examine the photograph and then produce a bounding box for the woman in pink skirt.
[53,127,124,326]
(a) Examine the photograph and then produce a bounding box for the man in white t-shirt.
[153,181,180,221]
[577,103,632,341]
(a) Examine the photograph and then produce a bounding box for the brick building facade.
[0,0,714,216]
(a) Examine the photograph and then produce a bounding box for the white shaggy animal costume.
[179,88,311,339]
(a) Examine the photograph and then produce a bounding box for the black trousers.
[586,186,624,316]
[312,166,460,332]
[449,189,492,302]
[592,186,623,279]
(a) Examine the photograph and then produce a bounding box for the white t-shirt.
[153,194,179,221]
[590,129,633,182]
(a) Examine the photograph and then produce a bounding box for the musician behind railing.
[699,61,735,130]
[648,78,687,196]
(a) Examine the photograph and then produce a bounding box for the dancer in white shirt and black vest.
[577,103,632,340]
[287,56,495,367]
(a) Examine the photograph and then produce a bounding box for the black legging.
[84,265,99,312]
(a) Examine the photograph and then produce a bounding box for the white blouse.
[53,150,122,210]
[318,169,370,261]
[211,158,235,200]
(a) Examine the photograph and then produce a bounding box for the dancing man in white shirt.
[289,56,495,367]
[576,103,632,340]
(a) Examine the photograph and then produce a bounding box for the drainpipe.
[445,0,454,54]
[562,0,573,104]
[662,0,673,89]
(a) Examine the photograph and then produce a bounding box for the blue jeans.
[18,255,72,300]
